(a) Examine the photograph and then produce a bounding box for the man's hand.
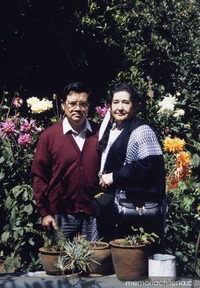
[42,215,57,230]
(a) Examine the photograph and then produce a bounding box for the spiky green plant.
[54,234,100,275]
[121,227,160,246]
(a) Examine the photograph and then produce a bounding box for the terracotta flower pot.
[89,241,112,276]
[109,239,149,280]
[39,247,62,275]
[39,242,112,276]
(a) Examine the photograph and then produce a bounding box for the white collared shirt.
[62,117,92,151]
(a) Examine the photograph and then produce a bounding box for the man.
[31,82,99,241]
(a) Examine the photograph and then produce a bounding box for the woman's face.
[111,91,134,125]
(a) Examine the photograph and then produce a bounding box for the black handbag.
[114,190,162,225]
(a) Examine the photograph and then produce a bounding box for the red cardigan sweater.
[31,120,99,217]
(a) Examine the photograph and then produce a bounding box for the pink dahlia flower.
[18,133,31,147]
[0,119,18,138]
[20,119,40,133]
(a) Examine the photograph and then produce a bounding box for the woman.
[97,83,166,242]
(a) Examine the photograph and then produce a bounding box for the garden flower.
[18,133,32,147]
[157,94,177,117]
[175,151,192,180]
[166,147,192,190]
[0,118,18,138]
[13,97,23,108]
[163,137,186,153]
[26,96,40,107]
[95,103,109,117]
[20,119,40,133]
[28,98,53,114]
[175,166,191,181]
[173,108,185,119]
[166,175,179,190]
[40,98,53,110]
[175,151,191,167]
[29,102,45,114]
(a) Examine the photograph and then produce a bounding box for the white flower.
[40,98,53,111]
[157,94,178,117]
[27,97,53,114]
[30,102,45,114]
[173,108,185,119]
[26,97,40,107]
[163,93,177,105]
[157,100,174,117]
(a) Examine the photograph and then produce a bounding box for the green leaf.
[192,153,200,168]
[23,204,33,214]
[1,231,10,242]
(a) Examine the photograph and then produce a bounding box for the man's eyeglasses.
[65,102,89,109]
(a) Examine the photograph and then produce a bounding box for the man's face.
[62,92,90,129]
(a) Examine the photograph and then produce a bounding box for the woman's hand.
[99,172,113,188]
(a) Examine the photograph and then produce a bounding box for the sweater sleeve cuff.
[113,171,120,184]
[39,208,50,218]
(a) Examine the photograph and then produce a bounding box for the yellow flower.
[175,151,191,167]
[163,137,186,153]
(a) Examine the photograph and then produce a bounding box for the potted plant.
[109,226,160,280]
[89,241,112,276]
[52,234,99,276]
[38,228,111,276]
[38,228,69,275]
